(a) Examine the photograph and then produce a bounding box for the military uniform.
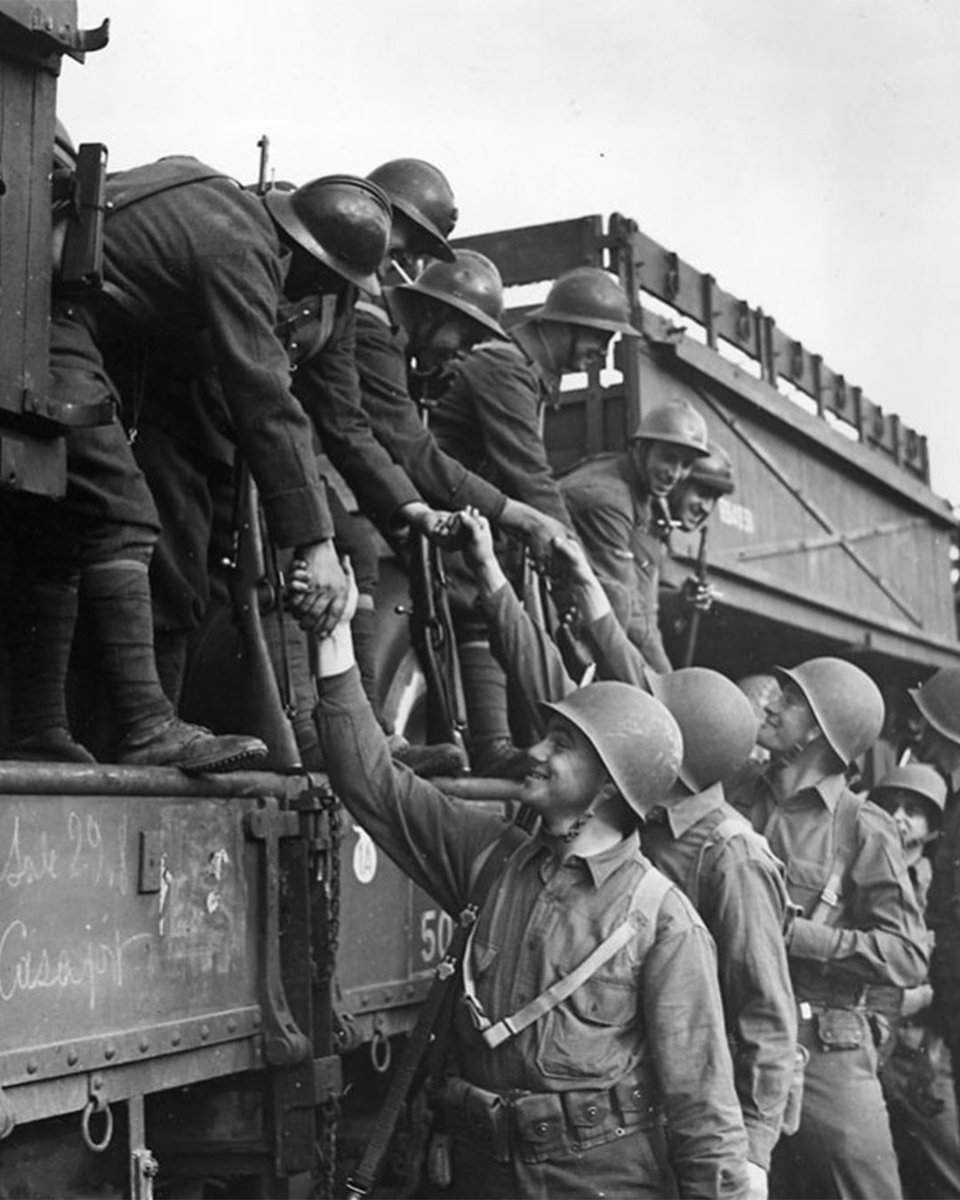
[558,452,671,674]
[480,580,797,1172]
[316,662,749,1199]
[430,339,570,525]
[925,765,960,1130]
[733,770,928,1199]
[353,296,509,517]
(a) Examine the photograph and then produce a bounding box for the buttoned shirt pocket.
[784,854,832,918]
[535,973,636,1081]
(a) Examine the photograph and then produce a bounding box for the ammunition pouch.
[437,1074,662,1165]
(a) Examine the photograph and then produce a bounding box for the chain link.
[313,787,342,1200]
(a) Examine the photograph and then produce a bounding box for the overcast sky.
[59,0,960,506]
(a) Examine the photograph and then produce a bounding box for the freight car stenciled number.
[419,909,454,964]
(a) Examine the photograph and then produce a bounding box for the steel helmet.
[630,399,710,458]
[264,174,392,294]
[539,682,683,817]
[909,667,960,747]
[774,657,885,765]
[872,763,947,815]
[737,673,782,722]
[687,442,735,495]
[367,158,457,262]
[389,249,507,340]
[526,268,641,338]
[649,668,759,791]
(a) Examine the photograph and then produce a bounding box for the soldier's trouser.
[770,1005,902,1199]
[881,1023,960,1200]
[448,1128,676,1200]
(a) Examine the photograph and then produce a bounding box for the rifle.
[681,523,710,668]
[225,460,302,769]
[256,134,270,195]
[407,528,470,761]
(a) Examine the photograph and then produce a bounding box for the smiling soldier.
[559,398,711,673]
[301,560,749,1198]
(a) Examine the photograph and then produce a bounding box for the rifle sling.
[345,826,523,1199]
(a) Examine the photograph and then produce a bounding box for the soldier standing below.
[871,764,960,1199]
[559,398,711,674]
[909,667,960,1133]
[430,267,639,774]
[731,657,928,1200]
[302,557,750,1199]
[457,510,796,1200]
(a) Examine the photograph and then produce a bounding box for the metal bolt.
[200,1025,210,1041]
[67,1049,78,1066]
[104,1043,116,1060]
[171,1031,182,1046]
[139,1038,150,1053]
[25,1060,38,1075]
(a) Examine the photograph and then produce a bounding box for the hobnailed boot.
[4,572,96,763]
[81,560,268,773]
[457,639,530,779]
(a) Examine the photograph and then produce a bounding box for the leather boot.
[457,639,530,779]
[4,572,96,763]
[81,560,267,772]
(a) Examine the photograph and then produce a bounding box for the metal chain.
[313,789,342,1200]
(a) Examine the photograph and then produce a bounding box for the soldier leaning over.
[559,398,710,674]
[729,658,928,1200]
[429,268,637,776]
[118,166,452,706]
[459,510,796,1200]
[297,556,749,1198]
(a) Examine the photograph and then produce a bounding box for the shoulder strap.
[688,808,755,908]
[808,790,864,925]
[465,865,672,1051]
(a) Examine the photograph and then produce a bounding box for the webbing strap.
[464,867,673,1050]
[346,826,522,1198]
[808,790,864,925]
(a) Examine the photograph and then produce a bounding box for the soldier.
[116,165,453,711]
[731,657,928,1200]
[871,764,960,1198]
[430,267,638,774]
[910,667,960,1133]
[560,398,710,673]
[1,141,268,771]
[660,442,735,642]
[304,558,750,1199]
[457,511,795,1199]
[350,176,572,723]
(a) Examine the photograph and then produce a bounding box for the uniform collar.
[663,781,726,837]
[784,771,846,813]
[514,827,640,887]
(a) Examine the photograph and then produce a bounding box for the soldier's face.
[763,683,820,756]
[674,481,719,531]
[641,443,697,497]
[566,328,611,372]
[918,724,960,778]
[877,791,935,854]
[522,716,610,826]
[413,313,478,372]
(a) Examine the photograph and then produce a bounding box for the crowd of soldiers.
[2,132,960,1200]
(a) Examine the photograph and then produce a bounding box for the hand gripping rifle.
[681,523,710,668]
